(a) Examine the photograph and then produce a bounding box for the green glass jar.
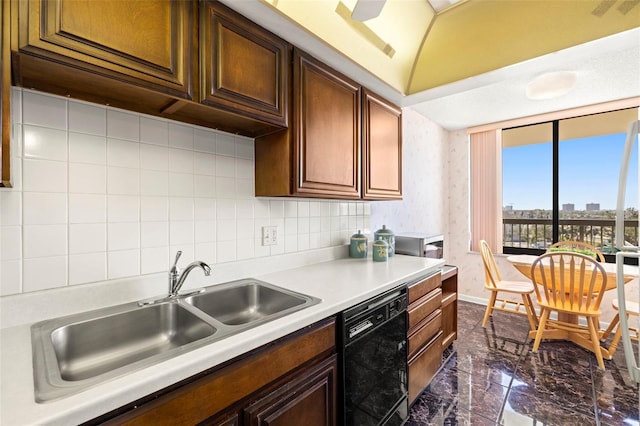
[374,225,395,257]
[349,230,368,258]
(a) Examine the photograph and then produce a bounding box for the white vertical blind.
[470,129,502,252]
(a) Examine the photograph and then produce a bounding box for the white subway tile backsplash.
[69,194,107,223]
[23,225,67,258]
[235,178,253,199]
[0,260,22,295]
[141,222,169,248]
[23,91,67,130]
[0,226,21,260]
[69,133,107,165]
[107,109,139,141]
[169,197,193,221]
[170,221,194,245]
[236,159,253,179]
[108,222,140,251]
[69,223,106,254]
[284,201,297,218]
[107,167,139,195]
[69,163,107,194]
[217,219,236,241]
[236,199,253,219]
[168,173,194,197]
[194,198,216,221]
[236,219,254,240]
[23,192,67,225]
[140,117,169,146]
[236,239,254,260]
[169,123,193,150]
[216,199,235,220]
[11,87,22,124]
[0,192,21,226]
[140,169,169,196]
[194,153,216,176]
[195,221,215,243]
[141,246,169,274]
[23,126,68,161]
[107,249,139,279]
[215,177,235,199]
[5,89,370,296]
[216,155,235,177]
[168,148,193,173]
[140,144,169,171]
[107,195,139,222]
[194,175,216,198]
[194,129,216,154]
[216,240,236,263]
[108,139,139,168]
[216,132,235,156]
[69,252,106,285]
[69,101,106,136]
[141,196,169,221]
[235,137,253,159]
[23,159,67,192]
[194,242,215,264]
[23,256,67,292]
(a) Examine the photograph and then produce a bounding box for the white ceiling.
[220,0,640,131]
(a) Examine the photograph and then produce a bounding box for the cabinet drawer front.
[408,272,441,304]
[408,288,442,330]
[408,309,442,359]
[408,332,443,404]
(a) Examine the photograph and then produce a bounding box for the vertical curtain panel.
[470,130,502,253]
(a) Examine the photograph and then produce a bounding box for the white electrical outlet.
[261,226,278,246]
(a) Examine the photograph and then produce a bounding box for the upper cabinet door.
[362,89,402,200]
[16,0,194,99]
[294,50,361,199]
[200,1,289,127]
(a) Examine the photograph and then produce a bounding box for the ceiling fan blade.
[351,0,386,21]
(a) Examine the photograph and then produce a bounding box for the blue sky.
[502,132,638,211]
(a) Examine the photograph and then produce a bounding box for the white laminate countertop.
[0,255,444,426]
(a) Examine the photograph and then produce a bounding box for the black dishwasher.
[339,284,408,425]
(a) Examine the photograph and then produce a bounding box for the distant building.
[503,205,513,211]
[562,203,575,212]
[586,203,600,211]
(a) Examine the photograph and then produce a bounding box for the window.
[501,108,639,260]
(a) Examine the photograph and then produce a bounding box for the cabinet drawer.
[408,332,443,404]
[408,309,442,359]
[408,288,442,330]
[408,272,442,304]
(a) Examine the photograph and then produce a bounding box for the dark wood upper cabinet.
[14,0,194,99]
[256,49,361,199]
[200,1,289,127]
[362,89,402,200]
[1,0,10,187]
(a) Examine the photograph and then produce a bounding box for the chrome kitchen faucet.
[169,251,211,298]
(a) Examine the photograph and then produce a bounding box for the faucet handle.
[171,250,182,271]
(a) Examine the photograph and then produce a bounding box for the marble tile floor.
[408,301,640,426]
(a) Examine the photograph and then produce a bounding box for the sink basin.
[50,302,216,381]
[31,279,320,402]
[185,279,314,325]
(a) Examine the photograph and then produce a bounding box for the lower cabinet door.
[244,355,337,426]
[408,332,443,404]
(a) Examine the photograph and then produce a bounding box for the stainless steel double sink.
[31,279,320,402]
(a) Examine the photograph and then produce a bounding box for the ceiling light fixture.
[351,0,386,21]
[525,71,578,100]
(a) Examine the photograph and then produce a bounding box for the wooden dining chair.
[547,241,605,262]
[479,240,538,332]
[600,298,640,357]
[530,252,608,369]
